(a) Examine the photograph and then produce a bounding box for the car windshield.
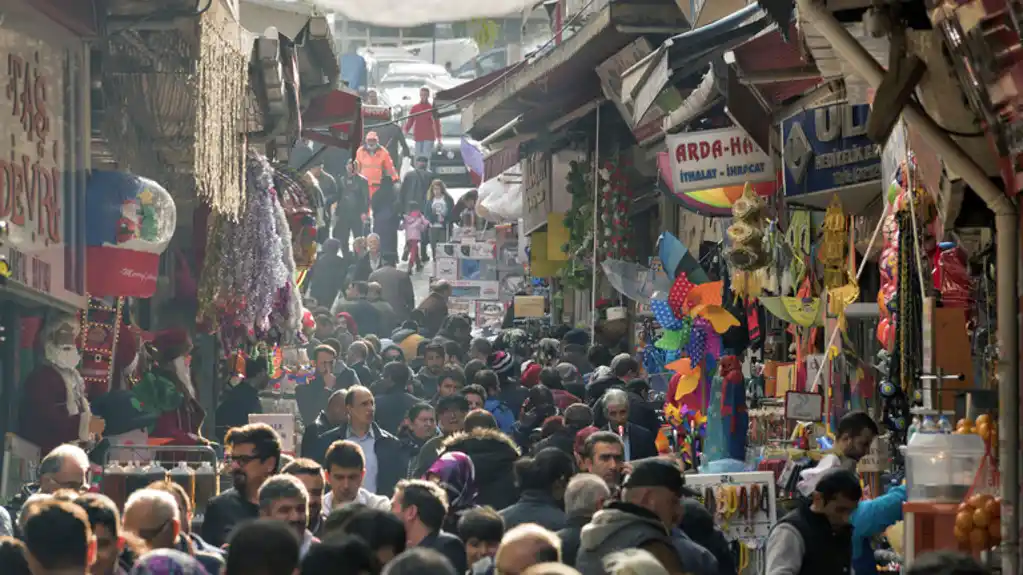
[440,115,462,137]
[379,79,423,92]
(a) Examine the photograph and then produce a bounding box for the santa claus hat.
[150,328,192,364]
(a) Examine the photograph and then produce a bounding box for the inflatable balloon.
[86,171,176,297]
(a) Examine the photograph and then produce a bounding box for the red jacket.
[404,103,442,142]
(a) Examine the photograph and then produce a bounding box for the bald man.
[496,524,562,575]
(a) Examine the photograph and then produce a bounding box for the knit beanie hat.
[488,350,514,376]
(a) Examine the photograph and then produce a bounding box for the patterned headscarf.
[425,451,478,510]
[130,549,209,575]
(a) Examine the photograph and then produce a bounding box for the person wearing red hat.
[20,314,105,454]
[131,329,208,445]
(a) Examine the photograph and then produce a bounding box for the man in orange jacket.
[355,131,398,201]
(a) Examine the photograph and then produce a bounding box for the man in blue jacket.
[850,484,906,575]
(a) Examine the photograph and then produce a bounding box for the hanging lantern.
[85,172,176,297]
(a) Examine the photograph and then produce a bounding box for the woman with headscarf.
[130,549,209,575]
[425,451,479,533]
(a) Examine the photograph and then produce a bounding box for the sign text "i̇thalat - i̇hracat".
[665,126,775,194]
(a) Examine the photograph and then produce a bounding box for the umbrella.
[657,232,710,284]
[601,259,672,304]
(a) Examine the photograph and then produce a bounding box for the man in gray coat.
[576,458,712,575]
[368,253,416,320]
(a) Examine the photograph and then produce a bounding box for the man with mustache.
[258,475,318,558]
[20,314,104,454]
[202,423,281,547]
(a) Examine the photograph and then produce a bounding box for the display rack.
[687,471,778,575]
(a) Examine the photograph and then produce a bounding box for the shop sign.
[522,151,551,234]
[0,42,83,308]
[595,38,669,144]
[857,436,890,473]
[782,103,882,198]
[665,127,774,194]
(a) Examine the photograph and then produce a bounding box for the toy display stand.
[687,471,778,574]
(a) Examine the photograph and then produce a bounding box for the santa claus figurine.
[20,314,105,454]
[131,328,207,445]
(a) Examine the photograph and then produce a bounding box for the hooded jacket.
[373,380,421,435]
[576,502,679,575]
[438,428,521,510]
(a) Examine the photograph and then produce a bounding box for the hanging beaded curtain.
[195,8,248,220]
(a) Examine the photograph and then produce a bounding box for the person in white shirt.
[319,439,390,528]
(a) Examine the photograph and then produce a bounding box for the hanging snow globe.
[85,171,177,297]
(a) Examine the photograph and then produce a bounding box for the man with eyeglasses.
[202,423,282,547]
[38,444,90,494]
[123,488,225,574]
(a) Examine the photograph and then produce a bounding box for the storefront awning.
[729,24,820,105]
[300,88,363,150]
[620,4,771,134]
[464,0,689,139]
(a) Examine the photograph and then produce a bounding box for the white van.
[400,38,480,71]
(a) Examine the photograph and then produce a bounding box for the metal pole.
[590,105,601,339]
[793,2,1019,570]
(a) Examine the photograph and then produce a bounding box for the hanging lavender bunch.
[236,152,288,330]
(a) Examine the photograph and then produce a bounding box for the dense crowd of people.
[0,322,996,575]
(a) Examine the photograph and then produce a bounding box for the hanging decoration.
[273,166,324,273]
[726,183,771,298]
[820,196,849,290]
[196,150,302,351]
[84,172,177,298]
[559,160,594,291]
[598,154,635,261]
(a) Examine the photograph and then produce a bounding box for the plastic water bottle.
[908,416,920,442]
[937,415,953,434]
[920,415,938,434]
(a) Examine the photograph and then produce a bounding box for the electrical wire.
[362,0,600,130]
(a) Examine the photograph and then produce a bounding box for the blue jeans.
[415,140,436,166]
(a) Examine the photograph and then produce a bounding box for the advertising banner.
[665,127,774,195]
[782,103,882,210]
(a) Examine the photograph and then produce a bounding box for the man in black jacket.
[334,160,370,256]
[300,389,347,461]
[307,238,351,310]
[600,389,658,461]
[215,358,269,444]
[374,361,422,435]
[392,479,467,574]
[766,468,860,575]
[315,385,407,496]
[558,473,610,568]
[296,345,343,426]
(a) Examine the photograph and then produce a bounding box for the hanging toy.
[821,195,848,290]
[726,183,771,298]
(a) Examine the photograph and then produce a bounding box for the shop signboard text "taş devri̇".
[0,39,84,309]
[665,127,774,194]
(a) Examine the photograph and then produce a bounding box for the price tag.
[784,391,824,422]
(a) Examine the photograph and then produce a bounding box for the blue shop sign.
[782,104,882,200]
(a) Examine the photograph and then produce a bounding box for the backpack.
[484,399,515,433]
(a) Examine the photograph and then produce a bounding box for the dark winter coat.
[307,251,351,310]
[499,489,567,532]
[399,168,436,212]
[437,428,521,510]
[374,387,422,436]
[336,174,370,219]
[316,421,407,496]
